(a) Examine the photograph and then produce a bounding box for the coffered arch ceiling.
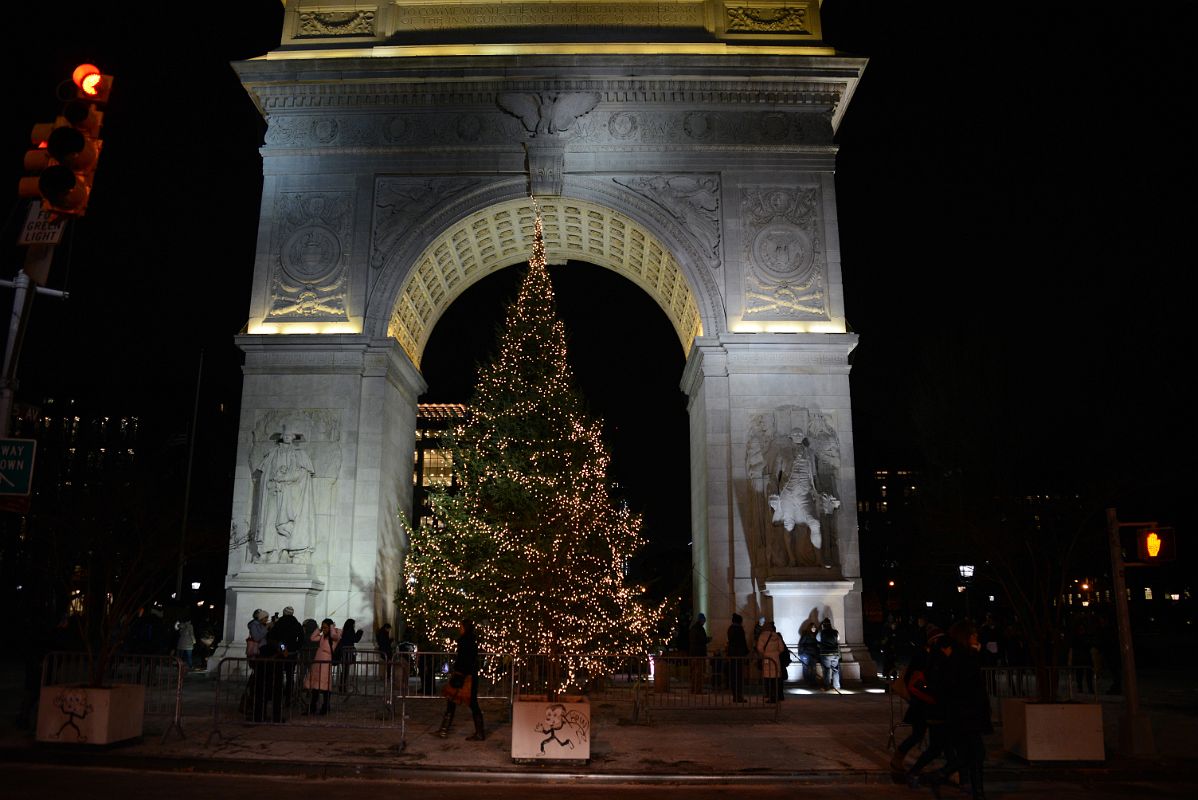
[388,197,703,368]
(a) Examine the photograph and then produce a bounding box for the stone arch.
[370,189,720,368]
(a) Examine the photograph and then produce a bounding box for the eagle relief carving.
[497,92,601,137]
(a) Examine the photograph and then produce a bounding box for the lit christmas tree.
[402,200,663,691]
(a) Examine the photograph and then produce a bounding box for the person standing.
[933,621,993,799]
[303,618,340,715]
[250,639,286,723]
[376,622,395,696]
[175,618,196,670]
[905,631,955,789]
[752,615,766,682]
[267,606,304,706]
[817,618,841,692]
[439,619,485,741]
[688,613,710,694]
[377,623,394,661]
[891,626,936,772]
[336,619,364,693]
[726,614,750,702]
[798,620,821,687]
[247,609,271,657]
[757,622,786,702]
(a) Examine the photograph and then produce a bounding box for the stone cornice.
[236,334,428,397]
[249,79,845,112]
[719,332,858,371]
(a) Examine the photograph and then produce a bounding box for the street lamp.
[958,564,975,619]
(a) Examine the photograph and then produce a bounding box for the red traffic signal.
[72,63,113,103]
[16,64,112,217]
[1136,527,1176,563]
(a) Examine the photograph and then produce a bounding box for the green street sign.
[0,438,36,495]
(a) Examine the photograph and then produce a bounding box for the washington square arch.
[221,0,874,678]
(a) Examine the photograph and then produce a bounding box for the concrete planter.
[511,695,590,763]
[1001,698,1104,762]
[37,684,146,745]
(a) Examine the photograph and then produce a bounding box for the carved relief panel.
[266,192,354,322]
[612,175,722,272]
[371,177,484,271]
[243,409,343,566]
[739,185,828,320]
[744,405,841,574]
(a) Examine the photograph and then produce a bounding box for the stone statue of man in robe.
[768,430,841,564]
[251,429,316,563]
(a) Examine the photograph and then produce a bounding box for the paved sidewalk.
[3,664,1197,785]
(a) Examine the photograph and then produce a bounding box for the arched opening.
[418,261,691,602]
[387,197,704,368]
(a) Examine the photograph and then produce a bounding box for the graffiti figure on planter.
[535,703,589,752]
[53,688,93,741]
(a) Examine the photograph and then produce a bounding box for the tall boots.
[438,704,484,741]
[307,690,330,716]
[967,766,987,800]
[466,709,486,741]
[438,704,455,738]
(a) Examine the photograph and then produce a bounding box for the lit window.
[1144,587,1153,600]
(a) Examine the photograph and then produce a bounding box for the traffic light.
[1136,526,1176,563]
[17,63,113,217]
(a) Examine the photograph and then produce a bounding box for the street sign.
[17,201,67,246]
[0,438,36,495]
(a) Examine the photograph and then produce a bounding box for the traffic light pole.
[0,246,69,438]
[1106,507,1156,757]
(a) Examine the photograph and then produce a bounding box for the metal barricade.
[209,654,403,734]
[41,651,188,741]
[507,653,646,703]
[633,654,780,722]
[982,665,1098,722]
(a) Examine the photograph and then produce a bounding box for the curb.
[5,745,1198,786]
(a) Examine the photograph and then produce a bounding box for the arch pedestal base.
[764,579,875,682]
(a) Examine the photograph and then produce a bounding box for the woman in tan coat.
[757,622,786,703]
[303,618,340,715]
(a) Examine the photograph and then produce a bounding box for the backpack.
[778,640,792,668]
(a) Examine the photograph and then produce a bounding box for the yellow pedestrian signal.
[1136,527,1176,563]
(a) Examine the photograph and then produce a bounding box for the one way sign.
[0,438,36,496]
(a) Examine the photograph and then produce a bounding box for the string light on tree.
[400,198,664,692]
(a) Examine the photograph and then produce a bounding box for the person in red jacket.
[890,625,939,772]
[904,630,956,788]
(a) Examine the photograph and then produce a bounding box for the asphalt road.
[3,765,1194,800]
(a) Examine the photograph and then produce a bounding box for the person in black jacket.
[817,618,841,692]
[726,614,750,702]
[250,640,286,723]
[377,623,394,661]
[336,618,364,693]
[906,631,956,789]
[891,627,936,772]
[439,619,485,741]
[932,621,993,799]
[266,606,305,711]
[798,620,821,687]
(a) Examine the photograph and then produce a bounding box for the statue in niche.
[768,430,841,563]
[250,427,317,564]
[746,407,841,569]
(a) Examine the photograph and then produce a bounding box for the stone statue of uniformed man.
[251,428,316,563]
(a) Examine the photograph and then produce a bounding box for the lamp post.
[958,564,975,620]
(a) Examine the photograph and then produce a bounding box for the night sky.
[4,2,1194,595]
